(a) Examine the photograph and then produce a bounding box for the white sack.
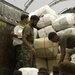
[57,28,75,36]
[42,14,57,26]
[29,5,58,17]
[70,54,75,64]
[34,37,52,49]
[13,25,24,46]
[38,28,46,38]
[36,46,58,58]
[38,26,56,38]
[64,28,75,35]
[44,26,56,36]
[34,28,38,39]
[71,54,75,61]
[57,30,65,36]
[14,25,24,38]
[19,68,38,75]
[34,37,58,49]
[37,18,45,28]
[52,13,75,31]
[36,58,47,69]
[19,68,30,75]
[29,68,38,75]
[37,14,57,28]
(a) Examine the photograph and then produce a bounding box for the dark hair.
[48,32,57,40]
[30,15,40,21]
[53,66,59,74]
[13,70,22,75]
[21,14,29,20]
[39,67,48,72]
[38,71,49,75]
[59,62,75,75]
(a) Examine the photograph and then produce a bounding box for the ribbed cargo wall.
[0,19,15,75]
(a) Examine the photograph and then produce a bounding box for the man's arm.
[59,47,66,64]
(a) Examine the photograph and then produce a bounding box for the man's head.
[59,61,75,75]
[39,67,48,72]
[13,70,22,75]
[48,32,59,43]
[38,71,49,75]
[21,14,29,24]
[30,15,40,27]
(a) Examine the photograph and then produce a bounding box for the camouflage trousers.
[15,45,36,70]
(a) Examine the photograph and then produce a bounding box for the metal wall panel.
[0,19,16,75]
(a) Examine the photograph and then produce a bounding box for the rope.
[44,37,49,70]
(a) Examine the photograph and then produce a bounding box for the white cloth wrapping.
[13,25,24,46]
[38,26,56,38]
[34,37,53,49]
[52,13,75,31]
[34,28,38,39]
[29,5,58,17]
[38,28,46,38]
[37,14,57,28]
[57,28,75,36]
[34,37,58,58]
[44,26,56,36]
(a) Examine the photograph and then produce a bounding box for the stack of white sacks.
[29,5,75,71]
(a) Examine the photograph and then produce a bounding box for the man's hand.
[30,47,36,55]
[58,47,66,64]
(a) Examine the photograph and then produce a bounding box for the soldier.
[12,14,29,70]
[21,15,39,67]
[48,32,75,64]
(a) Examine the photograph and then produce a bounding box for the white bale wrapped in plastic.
[37,18,45,28]
[57,28,75,36]
[34,28,38,39]
[38,28,46,38]
[37,14,57,28]
[34,37,58,49]
[36,58,47,69]
[52,13,75,31]
[19,68,29,75]
[64,28,75,35]
[29,5,58,18]
[29,68,38,75]
[36,46,58,58]
[42,14,57,26]
[34,37,58,58]
[38,26,56,38]
[34,37,52,49]
[19,68,38,75]
[57,30,65,36]
[44,26,56,36]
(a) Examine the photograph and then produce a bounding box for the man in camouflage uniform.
[48,32,75,64]
[12,14,29,70]
[17,15,39,68]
